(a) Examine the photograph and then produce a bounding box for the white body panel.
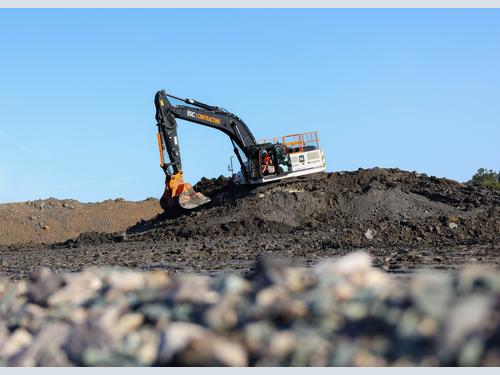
[234,148,326,185]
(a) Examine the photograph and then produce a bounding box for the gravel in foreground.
[0,252,499,366]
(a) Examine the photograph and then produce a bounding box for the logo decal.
[186,110,221,125]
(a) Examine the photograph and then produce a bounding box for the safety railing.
[282,131,320,154]
[258,131,320,154]
[258,131,319,151]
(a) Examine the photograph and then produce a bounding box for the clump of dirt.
[0,197,162,245]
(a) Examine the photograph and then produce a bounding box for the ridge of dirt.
[0,197,162,246]
[123,168,499,249]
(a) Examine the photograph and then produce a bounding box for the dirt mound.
[127,168,499,248]
[0,168,498,278]
[0,198,162,245]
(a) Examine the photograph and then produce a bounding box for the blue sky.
[0,9,499,203]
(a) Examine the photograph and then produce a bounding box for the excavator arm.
[155,90,258,174]
[154,90,258,209]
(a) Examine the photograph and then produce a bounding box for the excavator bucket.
[178,186,212,210]
[160,172,211,210]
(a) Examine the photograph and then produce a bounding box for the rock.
[256,286,287,307]
[23,303,48,331]
[64,321,115,364]
[9,323,70,366]
[282,267,317,292]
[106,271,145,292]
[459,338,484,366]
[157,322,208,364]
[28,267,64,306]
[243,321,274,355]
[443,295,492,353]
[143,271,170,289]
[364,229,376,239]
[210,338,247,367]
[139,304,171,327]
[68,307,88,324]
[290,333,331,366]
[169,275,219,305]
[269,330,296,359]
[352,348,387,366]
[0,328,33,357]
[0,322,7,342]
[115,313,144,336]
[222,274,251,295]
[37,347,73,366]
[48,271,102,306]
[316,251,372,278]
[411,272,453,318]
[135,329,160,365]
[344,302,369,321]
[81,347,135,366]
[417,316,438,337]
[204,300,238,331]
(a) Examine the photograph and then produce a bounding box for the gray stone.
[0,254,499,366]
[9,323,69,366]
[157,322,208,364]
[28,268,64,306]
[0,328,33,358]
[64,321,116,364]
[48,271,102,306]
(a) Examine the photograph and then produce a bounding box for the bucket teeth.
[179,189,211,210]
[160,173,211,210]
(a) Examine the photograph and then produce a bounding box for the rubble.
[0,252,499,366]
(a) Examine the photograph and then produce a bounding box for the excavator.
[155,90,326,210]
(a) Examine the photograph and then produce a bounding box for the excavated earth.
[0,197,162,246]
[0,168,499,279]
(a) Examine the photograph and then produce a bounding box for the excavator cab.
[248,144,292,178]
[236,131,325,185]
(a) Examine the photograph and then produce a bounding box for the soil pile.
[129,168,499,248]
[1,252,499,366]
[0,198,162,246]
[0,168,498,277]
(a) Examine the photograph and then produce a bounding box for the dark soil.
[1,168,499,279]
